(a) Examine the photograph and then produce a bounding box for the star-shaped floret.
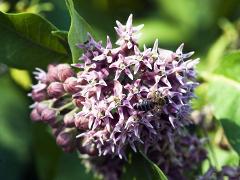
[115,14,144,49]
[109,54,134,80]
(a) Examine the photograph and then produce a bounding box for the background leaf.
[32,124,62,180]
[0,12,70,70]
[0,72,33,180]
[122,152,168,180]
[66,0,95,63]
[204,51,240,154]
[54,153,94,180]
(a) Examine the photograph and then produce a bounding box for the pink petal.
[133,24,144,32]
[93,54,106,61]
[114,80,123,96]
[134,45,141,54]
[118,107,124,121]
[169,116,175,128]
[133,63,140,74]
[109,61,120,68]
[126,14,133,30]
[114,69,122,80]
[125,68,133,80]
[176,43,184,55]
[127,41,133,49]
[96,86,102,100]
[134,79,141,86]
[106,36,112,49]
[152,39,158,53]
[98,79,107,86]
[143,59,152,69]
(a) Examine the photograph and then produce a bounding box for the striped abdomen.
[133,100,156,112]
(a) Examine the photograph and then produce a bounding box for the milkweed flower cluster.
[73,14,199,158]
[29,14,199,162]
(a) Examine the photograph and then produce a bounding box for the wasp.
[133,91,166,112]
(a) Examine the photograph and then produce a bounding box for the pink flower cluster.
[29,14,199,159]
[73,14,199,158]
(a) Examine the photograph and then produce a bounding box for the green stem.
[59,102,74,111]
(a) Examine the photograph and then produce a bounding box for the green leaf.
[51,30,71,55]
[205,20,238,72]
[54,153,94,180]
[0,72,32,180]
[51,30,68,41]
[191,83,209,110]
[122,152,168,180]
[33,124,62,180]
[203,51,240,154]
[0,12,70,70]
[66,0,94,63]
[140,152,168,180]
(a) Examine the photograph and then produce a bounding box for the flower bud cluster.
[29,64,79,152]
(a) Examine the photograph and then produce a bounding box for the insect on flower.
[134,91,166,112]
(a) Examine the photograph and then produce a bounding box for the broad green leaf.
[66,0,94,63]
[54,153,94,180]
[0,12,70,70]
[202,140,239,172]
[122,152,168,180]
[51,30,68,42]
[32,124,62,180]
[191,83,209,110]
[203,51,240,154]
[205,20,238,72]
[0,73,32,180]
[214,51,240,82]
[51,30,71,55]
[140,151,168,180]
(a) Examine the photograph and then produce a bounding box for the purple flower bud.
[64,112,76,127]
[63,77,80,94]
[30,109,41,122]
[57,64,75,82]
[47,82,64,98]
[78,137,97,156]
[36,103,48,114]
[56,128,76,152]
[75,116,89,130]
[41,108,56,123]
[73,97,85,107]
[47,64,59,82]
[31,90,47,102]
[52,124,64,137]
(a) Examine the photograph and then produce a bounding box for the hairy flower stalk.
[29,14,203,179]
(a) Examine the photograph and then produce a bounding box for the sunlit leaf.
[204,51,240,154]
[10,68,32,90]
[205,19,238,72]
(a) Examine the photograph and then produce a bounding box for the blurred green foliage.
[0,0,240,179]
